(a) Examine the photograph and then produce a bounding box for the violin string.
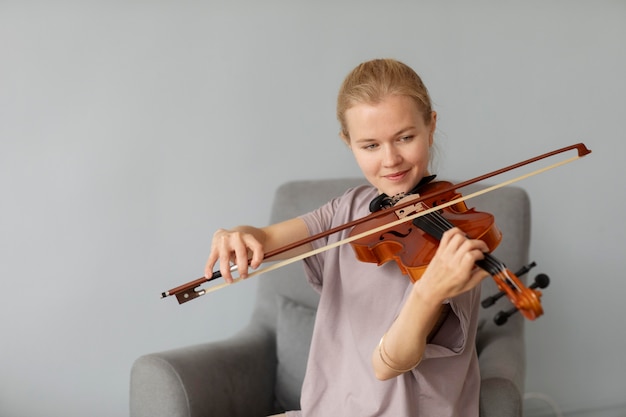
[415,211,523,292]
[415,209,508,277]
[423,210,524,292]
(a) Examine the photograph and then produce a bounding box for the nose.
[382,144,402,167]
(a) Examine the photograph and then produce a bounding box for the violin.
[161,143,592,324]
[351,180,544,323]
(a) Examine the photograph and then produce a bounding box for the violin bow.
[162,142,591,304]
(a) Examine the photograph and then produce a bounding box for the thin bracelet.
[378,334,420,373]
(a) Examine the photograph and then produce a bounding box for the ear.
[340,131,351,148]
[428,111,437,146]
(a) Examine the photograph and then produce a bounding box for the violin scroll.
[481,262,550,325]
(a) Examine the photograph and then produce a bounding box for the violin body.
[351,181,503,283]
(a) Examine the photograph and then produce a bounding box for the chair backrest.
[252,178,366,330]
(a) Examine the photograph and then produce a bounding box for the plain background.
[1,1,625,416]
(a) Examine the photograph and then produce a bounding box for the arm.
[372,227,490,380]
[204,217,311,282]
[130,326,277,417]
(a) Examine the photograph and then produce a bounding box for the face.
[343,95,436,197]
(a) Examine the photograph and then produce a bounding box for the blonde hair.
[337,59,434,140]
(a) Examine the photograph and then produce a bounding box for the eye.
[399,135,414,142]
[361,143,379,150]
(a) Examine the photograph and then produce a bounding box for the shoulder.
[300,184,378,235]
[335,184,378,209]
[314,184,378,219]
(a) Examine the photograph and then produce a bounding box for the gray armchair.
[130,178,531,417]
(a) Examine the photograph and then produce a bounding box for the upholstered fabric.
[130,178,530,417]
[275,296,316,411]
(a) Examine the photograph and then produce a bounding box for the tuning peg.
[481,289,506,308]
[494,307,517,325]
[530,273,550,290]
[514,261,537,278]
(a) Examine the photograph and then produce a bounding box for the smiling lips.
[384,170,410,181]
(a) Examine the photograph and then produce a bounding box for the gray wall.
[1,1,624,416]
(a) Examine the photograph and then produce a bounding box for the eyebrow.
[353,127,417,143]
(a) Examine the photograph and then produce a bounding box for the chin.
[374,175,419,197]
[380,185,406,197]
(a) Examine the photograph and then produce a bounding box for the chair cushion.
[275,295,316,411]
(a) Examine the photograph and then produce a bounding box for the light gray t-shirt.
[285,184,481,417]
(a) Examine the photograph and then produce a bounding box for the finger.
[440,227,463,244]
[207,229,233,281]
[442,228,490,260]
[439,228,469,253]
[469,266,490,287]
[471,238,490,254]
[455,241,489,273]
[204,250,219,279]
[219,250,235,283]
[247,238,265,270]
[233,242,251,279]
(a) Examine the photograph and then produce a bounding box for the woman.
[205,59,489,416]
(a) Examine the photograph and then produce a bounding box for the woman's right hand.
[204,227,265,283]
[204,218,311,284]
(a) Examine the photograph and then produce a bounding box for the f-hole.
[380,228,413,241]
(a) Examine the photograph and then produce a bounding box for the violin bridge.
[394,201,426,219]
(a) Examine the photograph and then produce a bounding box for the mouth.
[383,170,410,182]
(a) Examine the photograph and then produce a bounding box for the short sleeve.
[421,286,480,359]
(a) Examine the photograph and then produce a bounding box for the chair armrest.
[476,316,525,417]
[130,325,277,417]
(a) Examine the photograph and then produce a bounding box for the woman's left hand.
[419,227,490,302]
